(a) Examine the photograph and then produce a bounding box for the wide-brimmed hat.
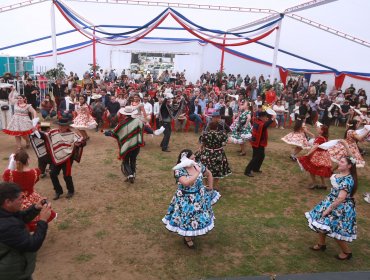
[118,106,137,116]
[56,118,72,126]
[91,94,102,100]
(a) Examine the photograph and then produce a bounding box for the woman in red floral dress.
[297,125,332,189]
[2,149,56,232]
[71,95,97,140]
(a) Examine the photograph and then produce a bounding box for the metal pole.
[271,21,282,82]
[219,34,226,82]
[93,26,96,77]
[50,1,58,68]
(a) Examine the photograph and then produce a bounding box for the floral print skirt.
[162,186,220,237]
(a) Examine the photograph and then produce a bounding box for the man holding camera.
[0,182,52,280]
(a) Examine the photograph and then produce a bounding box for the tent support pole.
[50,1,58,68]
[93,26,96,77]
[219,34,226,82]
[271,21,282,83]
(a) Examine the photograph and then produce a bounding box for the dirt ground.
[0,124,369,280]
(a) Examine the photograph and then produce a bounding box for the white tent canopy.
[0,0,369,88]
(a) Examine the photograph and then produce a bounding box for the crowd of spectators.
[1,68,369,132]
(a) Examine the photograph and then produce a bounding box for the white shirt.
[143,102,153,115]
[153,102,160,116]
[273,104,285,115]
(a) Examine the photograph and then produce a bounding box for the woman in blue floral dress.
[162,149,220,249]
[305,156,357,260]
[229,101,252,156]
[196,121,231,190]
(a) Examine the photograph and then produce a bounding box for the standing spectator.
[37,73,48,103]
[24,79,39,110]
[265,85,277,106]
[51,79,67,108]
[0,181,52,280]
[273,100,286,129]
[0,86,11,130]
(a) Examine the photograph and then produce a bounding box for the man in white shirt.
[143,95,153,123]
[153,97,163,129]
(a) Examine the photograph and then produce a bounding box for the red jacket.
[250,118,273,147]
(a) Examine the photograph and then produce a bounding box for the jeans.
[41,109,56,119]
[60,111,73,121]
[189,114,203,133]
[276,114,284,127]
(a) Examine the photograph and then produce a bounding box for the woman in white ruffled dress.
[3,95,37,149]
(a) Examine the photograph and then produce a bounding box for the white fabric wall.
[174,54,202,84]
[34,41,370,94]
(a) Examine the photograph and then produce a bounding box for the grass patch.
[57,220,72,230]
[74,253,95,263]
[95,230,107,239]
[106,172,119,179]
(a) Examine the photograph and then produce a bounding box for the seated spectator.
[40,94,56,120]
[189,99,203,134]
[58,92,75,121]
[106,95,120,127]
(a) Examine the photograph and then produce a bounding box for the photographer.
[0,182,51,280]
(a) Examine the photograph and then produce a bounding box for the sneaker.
[364,195,370,203]
[280,127,285,129]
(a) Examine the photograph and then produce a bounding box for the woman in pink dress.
[71,95,97,140]
[3,95,37,149]
[2,149,57,232]
[281,115,312,161]
[328,119,368,168]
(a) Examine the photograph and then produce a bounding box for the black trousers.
[50,161,75,194]
[245,146,265,174]
[38,155,52,174]
[121,147,140,177]
[160,121,171,151]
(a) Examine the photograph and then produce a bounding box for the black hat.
[56,118,72,126]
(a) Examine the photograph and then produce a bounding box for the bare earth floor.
[0,124,369,280]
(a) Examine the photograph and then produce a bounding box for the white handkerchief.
[318,139,339,150]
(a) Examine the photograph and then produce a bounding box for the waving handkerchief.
[172,154,196,170]
[318,139,339,150]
